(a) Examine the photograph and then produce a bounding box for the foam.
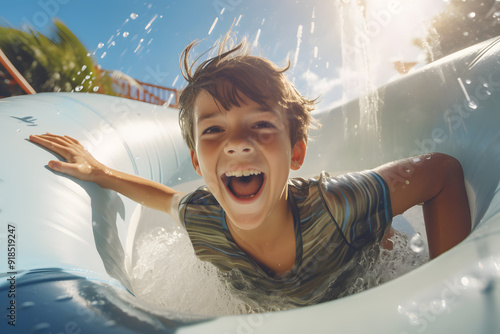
[130,219,428,316]
[130,225,248,316]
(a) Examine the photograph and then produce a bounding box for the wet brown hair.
[178,33,317,151]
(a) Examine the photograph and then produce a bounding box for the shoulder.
[319,170,387,189]
[180,186,218,206]
[178,186,223,226]
[288,170,390,207]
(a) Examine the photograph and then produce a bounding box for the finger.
[36,133,77,146]
[47,160,78,176]
[30,135,76,158]
[31,134,82,150]
[44,135,78,147]
[63,136,81,145]
[44,133,77,142]
[54,135,86,150]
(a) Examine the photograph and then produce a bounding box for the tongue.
[228,175,263,198]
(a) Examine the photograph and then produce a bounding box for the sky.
[1,0,447,110]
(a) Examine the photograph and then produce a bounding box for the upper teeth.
[225,169,262,177]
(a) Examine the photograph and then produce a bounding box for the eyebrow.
[196,111,219,124]
[196,107,278,125]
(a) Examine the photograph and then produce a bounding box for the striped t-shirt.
[176,170,392,306]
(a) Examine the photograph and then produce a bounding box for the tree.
[414,0,500,64]
[0,20,114,96]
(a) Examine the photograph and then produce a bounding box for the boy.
[30,36,471,307]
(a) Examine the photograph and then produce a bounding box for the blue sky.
[1,0,446,109]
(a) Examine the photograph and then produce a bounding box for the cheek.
[269,138,292,159]
[196,144,221,186]
[256,131,290,150]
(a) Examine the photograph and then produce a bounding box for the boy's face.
[190,89,306,231]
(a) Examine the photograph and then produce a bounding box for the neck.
[227,196,292,250]
[226,195,296,277]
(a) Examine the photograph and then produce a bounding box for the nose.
[224,136,254,155]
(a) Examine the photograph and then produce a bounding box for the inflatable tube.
[1,37,500,333]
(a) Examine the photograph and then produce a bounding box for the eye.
[253,121,275,129]
[202,126,224,135]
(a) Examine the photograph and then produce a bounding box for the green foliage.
[0,20,115,96]
[413,0,500,64]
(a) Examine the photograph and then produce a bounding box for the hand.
[30,133,179,214]
[29,133,106,182]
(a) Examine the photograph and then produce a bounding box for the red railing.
[109,73,181,108]
[0,48,36,95]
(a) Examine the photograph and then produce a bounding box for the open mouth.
[222,169,265,199]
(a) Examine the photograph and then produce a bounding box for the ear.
[190,150,203,176]
[290,140,306,171]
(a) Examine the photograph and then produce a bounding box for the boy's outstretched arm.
[30,133,179,214]
[374,153,471,259]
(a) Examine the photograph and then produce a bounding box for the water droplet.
[21,301,35,308]
[85,75,90,80]
[410,233,425,253]
[33,323,51,331]
[98,42,104,48]
[16,129,20,132]
[177,177,182,181]
[467,12,476,19]
[483,82,489,88]
[123,31,130,38]
[135,156,140,160]
[405,180,410,185]
[55,295,73,302]
[130,13,138,19]
[104,320,116,327]
[75,85,83,92]
[81,65,87,71]
[93,86,100,92]
[468,100,478,109]
[465,79,472,84]
[408,313,419,326]
[101,52,107,59]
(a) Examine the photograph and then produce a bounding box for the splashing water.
[130,221,428,316]
[130,225,248,316]
[335,0,382,163]
[409,233,426,253]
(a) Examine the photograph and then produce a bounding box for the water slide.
[1,37,500,333]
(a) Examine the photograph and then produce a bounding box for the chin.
[226,212,266,231]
